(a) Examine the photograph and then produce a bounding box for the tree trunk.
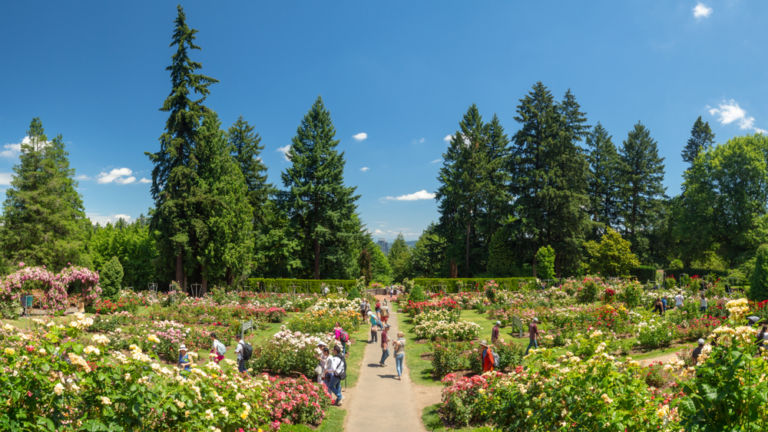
[226,268,233,286]
[465,222,471,277]
[175,252,184,287]
[313,239,320,279]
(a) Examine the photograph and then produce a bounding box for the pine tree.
[750,244,768,301]
[281,96,360,279]
[147,5,218,287]
[1,118,89,270]
[617,122,666,260]
[586,123,622,233]
[408,224,447,277]
[228,116,272,228]
[388,234,412,282]
[511,83,590,275]
[682,116,715,165]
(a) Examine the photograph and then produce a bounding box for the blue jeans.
[238,359,247,373]
[525,339,538,355]
[395,353,404,377]
[380,348,390,364]
[328,375,342,402]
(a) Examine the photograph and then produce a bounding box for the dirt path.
[637,350,685,366]
[345,297,430,432]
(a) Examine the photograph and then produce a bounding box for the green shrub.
[749,244,768,301]
[411,277,534,293]
[100,256,124,299]
[408,284,427,302]
[618,281,644,308]
[246,278,356,293]
[577,280,599,303]
[431,342,467,379]
[535,245,556,280]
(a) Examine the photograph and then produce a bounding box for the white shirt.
[674,294,684,307]
[701,297,708,307]
[235,340,244,361]
[325,355,344,376]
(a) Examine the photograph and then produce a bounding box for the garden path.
[345,296,432,432]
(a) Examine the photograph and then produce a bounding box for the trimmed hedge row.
[413,277,535,293]
[245,278,356,293]
[629,266,727,283]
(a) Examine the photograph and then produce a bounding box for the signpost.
[240,320,254,340]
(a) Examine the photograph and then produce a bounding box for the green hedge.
[245,278,356,294]
[412,277,535,293]
[628,267,728,283]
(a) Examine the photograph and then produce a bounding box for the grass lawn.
[399,309,442,386]
[422,404,493,432]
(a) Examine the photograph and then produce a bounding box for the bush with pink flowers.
[263,374,332,427]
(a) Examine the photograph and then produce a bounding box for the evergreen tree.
[358,248,372,286]
[281,96,360,279]
[486,225,517,276]
[408,224,447,278]
[682,116,715,165]
[586,123,622,233]
[617,122,666,261]
[228,116,272,231]
[1,118,89,270]
[388,234,412,282]
[146,5,218,287]
[87,216,158,289]
[253,197,301,277]
[369,241,392,283]
[511,83,590,275]
[192,111,254,288]
[749,244,768,301]
[100,256,124,299]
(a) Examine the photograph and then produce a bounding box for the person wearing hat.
[526,318,540,355]
[691,338,706,364]
[480,340,495,372]
[379,324,391,366]
[316,344,330,385]
[178,344,191,375]
[491,321,501,344]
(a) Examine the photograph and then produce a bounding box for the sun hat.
[179,344,187,351]
[479,340,488,347]
[496,321,501,325]
[697,338,705,345]
[317,341,327,347]
[533,317,539,323]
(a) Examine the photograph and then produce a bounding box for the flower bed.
[414,320,480,341]
[263,374,332,427]
[254,327,335,378]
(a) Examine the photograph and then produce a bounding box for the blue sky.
[1,1,766,241]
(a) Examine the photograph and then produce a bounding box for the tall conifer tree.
[1,118,89,269]
[586,123,622,233]
[682,116,715,165]
[147,5,217,286]
[281,96,360,279]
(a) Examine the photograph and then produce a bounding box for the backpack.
[492,351,500,367]
[340,330,349,343]
[335,354,347,380]
[241,342,253,361]
[215,341,226,356]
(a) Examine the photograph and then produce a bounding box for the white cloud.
[693,3,712,19]
[0,143,21,158]
[75,174,91,181]
[277,145,291,161]
[97,168,136,185]
[87,213,132,226]
[443,134,453,143]
[139,177,151,184]
[708,99,765,133]
[0,172,13,186]
[431,158,442,164]
[352,132,368,142]
[384,189,435,201]
[360,166,370,172]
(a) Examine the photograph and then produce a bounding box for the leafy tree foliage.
[681,116,715,166]
[100,256,124,299]
[617,122,666,261]
[388,234,412,282]
[583,228,639,276]
[369,241,392,283]
[87,216,158,289]
[750,244,768,301]
[1,118,89,270]
[281,96,360,279]
[408,224,447,278]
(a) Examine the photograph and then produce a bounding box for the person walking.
[316,343,329,386]
[480,341,495,372]
[325,345,345,406]
[379,324,390,366]
[674,291,684,309]
[368,311,381,343]
[525,318,539,355]
[380,301,390,325]
[210,333,226,363]
[393,331,406,380]
[700,294,708,313]
[491,321,501,344]
[359,299,369,322]
[375,300,382,320]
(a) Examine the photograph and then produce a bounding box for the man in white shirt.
[674,292,684,309]
[235,339,246,374]
[324,345,345,406]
